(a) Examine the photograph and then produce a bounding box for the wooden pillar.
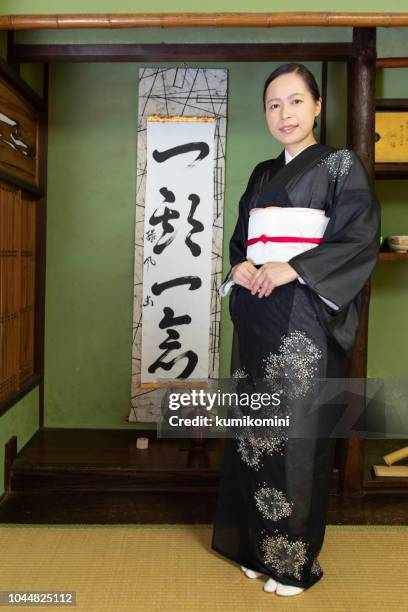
[348,28,377,170]
[319,60,328,145]
[338,27,376,494]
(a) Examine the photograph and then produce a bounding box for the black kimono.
[211,144,381,589]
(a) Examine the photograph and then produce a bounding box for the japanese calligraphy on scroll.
[140,116,216,383]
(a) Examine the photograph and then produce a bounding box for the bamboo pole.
[1,12,408,30]
[383,446,408,466]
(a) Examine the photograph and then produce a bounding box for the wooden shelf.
[375,163,408,180]
[376,98,408,109]
[364,439,408,494]
[379,251,408,261]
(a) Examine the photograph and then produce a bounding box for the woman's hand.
[231,261,258,290]
[249,262,299,298]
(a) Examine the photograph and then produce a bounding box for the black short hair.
[263,63,321,129]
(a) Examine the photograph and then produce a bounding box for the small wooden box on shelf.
[374,99,408,180]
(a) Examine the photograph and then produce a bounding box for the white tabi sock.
[264,578,305,595]
[263,576,279,592]
[240,565,263,579]
[275,582,305,596]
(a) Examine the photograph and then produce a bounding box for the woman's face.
[264,72,321,147]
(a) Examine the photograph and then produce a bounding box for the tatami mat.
[0,524,407,611]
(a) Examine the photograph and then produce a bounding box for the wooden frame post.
[338,26,377,494]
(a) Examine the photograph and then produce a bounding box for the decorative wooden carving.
[0,76,39,189]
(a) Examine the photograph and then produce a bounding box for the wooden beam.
[1,13,408,30]
[376,98,408,109]
[36,66,49,429]
[377,57,408,68]
[375,163,408,179]
[12,42,354,63]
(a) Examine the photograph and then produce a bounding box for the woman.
[211,63,381,597]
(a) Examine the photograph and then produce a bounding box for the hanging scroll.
[129,67,228,423]
[141,116,215,382]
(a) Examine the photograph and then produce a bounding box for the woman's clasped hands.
[231,260,299,298]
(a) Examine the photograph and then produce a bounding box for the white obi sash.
[218,206,339,311]
[246,206,329,264]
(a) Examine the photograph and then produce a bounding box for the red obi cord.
[246,234,322,246]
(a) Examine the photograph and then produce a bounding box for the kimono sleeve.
[218,162,263,297]
[288,150,381,311]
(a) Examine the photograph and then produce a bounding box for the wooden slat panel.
[0,183,36,403]
[20,195,35,382]
[0,185,18,402]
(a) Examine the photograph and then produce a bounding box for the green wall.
[0,389,39,497]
